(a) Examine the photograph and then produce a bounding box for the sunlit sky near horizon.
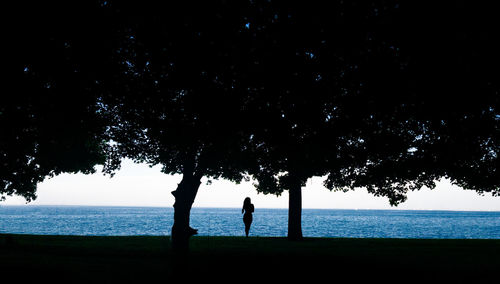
[2,159,499,211]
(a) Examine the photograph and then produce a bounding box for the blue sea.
[1,206,500,239]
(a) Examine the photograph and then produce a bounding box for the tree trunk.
[171,169,202,252]
[288,179,303,241]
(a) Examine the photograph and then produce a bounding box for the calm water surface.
[1,206,499,239]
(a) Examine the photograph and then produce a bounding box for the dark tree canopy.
[2,1,499,248]
[228,1,500,238]
[99,1,263,250]
[327,1,500,200]
[2,2,119,201]
[102,1,254,181]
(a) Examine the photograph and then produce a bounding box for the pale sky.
[2,159,499,211]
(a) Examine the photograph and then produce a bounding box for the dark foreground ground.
[1,234,499,283]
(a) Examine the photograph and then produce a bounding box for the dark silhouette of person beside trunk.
[242,197,254,237]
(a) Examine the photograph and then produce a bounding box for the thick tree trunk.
[288,179,303,241]
[171,170,202,252]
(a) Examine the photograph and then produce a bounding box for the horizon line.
[1,203,499,213]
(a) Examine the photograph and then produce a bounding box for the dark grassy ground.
[1,234,499,283]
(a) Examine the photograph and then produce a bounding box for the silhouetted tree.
[100,2,256,251]
[2,2,117,201]
[243,1,500,239]
[4,1,498,252]
[238,0,409,240]
[323,1,500,202]
[97,1,499,244]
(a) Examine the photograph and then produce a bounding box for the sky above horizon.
[2,159,499,211]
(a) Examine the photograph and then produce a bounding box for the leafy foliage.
[2,1,498,208]
[240,1,500,205]
[2,2,115,201]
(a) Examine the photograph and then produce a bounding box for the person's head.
[244,197,251,206]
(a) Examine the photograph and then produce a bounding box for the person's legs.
[243,214,252,237]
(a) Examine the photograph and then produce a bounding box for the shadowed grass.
[1,234,499,282]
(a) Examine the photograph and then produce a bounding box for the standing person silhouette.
[242,197,254,237]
